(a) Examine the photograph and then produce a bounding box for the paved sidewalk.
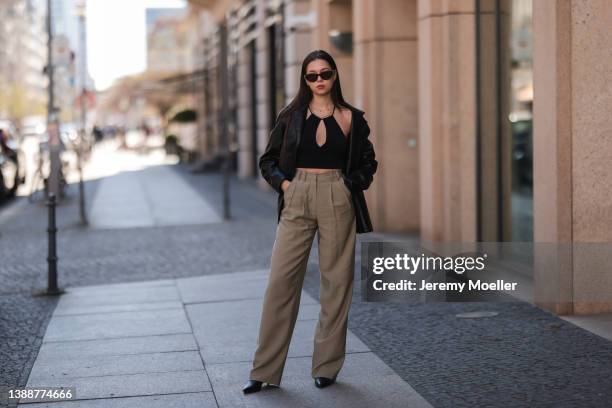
[17,269,432,407]
[87,139,220,229]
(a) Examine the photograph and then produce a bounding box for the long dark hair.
[278,49,358,123]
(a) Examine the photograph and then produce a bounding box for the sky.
[87,0,186,91]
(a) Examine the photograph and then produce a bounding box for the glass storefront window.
[476,0,533,242]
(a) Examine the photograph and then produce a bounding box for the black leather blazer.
[259,102,378,233]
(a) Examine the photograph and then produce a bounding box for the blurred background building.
[0,0,48,122]
[0,0,95,125]
[51,0,95,123]
[146,7,193,73]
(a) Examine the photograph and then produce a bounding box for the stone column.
[533,0,612,315]
[236,44,252,178]
[284,0,315,102]
[418,0,478,242]
[255,2,271,181]
[353,0,419,232]
[311,0,354,101]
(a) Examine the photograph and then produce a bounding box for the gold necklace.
[309,103,334,118]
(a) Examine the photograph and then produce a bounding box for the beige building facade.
[188,0,612,316]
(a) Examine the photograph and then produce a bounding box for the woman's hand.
[281,180,291,192]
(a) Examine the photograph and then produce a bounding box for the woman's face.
[304,59,336,96]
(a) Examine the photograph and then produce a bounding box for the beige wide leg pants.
[249,168,357,386]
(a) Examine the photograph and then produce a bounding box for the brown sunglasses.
[304,69,335,83]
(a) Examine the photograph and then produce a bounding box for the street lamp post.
[34,0,66,298]
[219,22,231,220]
[46,0,61,199]
[75,0,88,225]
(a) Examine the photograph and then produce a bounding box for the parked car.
[0,120,26,199]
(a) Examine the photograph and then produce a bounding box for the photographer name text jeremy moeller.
[372,279,518,292]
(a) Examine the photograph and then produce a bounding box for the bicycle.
[28,141,68,204]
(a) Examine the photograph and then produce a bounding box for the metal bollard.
[46,193,60,294]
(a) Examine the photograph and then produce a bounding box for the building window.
[476,0,533,242]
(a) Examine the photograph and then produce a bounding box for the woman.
[243,49,378,393]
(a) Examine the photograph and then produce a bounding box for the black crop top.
[295,105,349,169]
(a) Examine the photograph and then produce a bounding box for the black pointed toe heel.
[314,376,336,388]
[242,379,263,394]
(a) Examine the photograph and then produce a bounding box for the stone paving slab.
[141,165,221,226]
[90,164,220,229]
[176,269,318,305]
[63,279,176,292]
[19,392,217,408]
[561,312,612,342]
[52,300,184,316]
[35,334,198,360]
[54,285,181,310]
[21,371,211,404]
[43,308,192,342]
[206,352,432,408]
[28,350,204,381]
